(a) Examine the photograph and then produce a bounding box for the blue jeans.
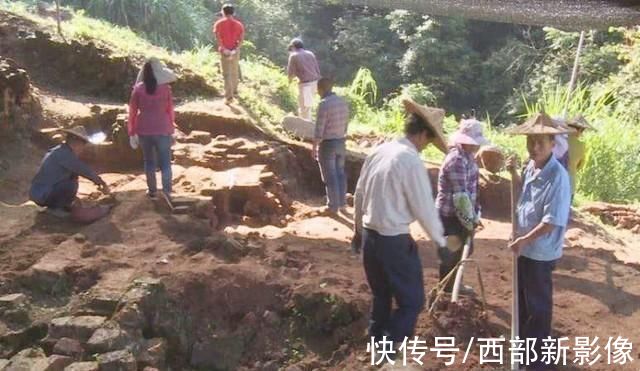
[318,138,347,211]
[518,256,556,369]
[139,135,172,195]
[363,229,425,344]
[43,177,78,210]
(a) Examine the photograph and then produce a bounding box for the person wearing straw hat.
[353,98,447,348]
[129,57,177,202]
[505,112,573,369]
[213,4,244,104]
[566,114,593,197]
[30,126,110,218]
[436,118,488,293]
[287,38,321,120]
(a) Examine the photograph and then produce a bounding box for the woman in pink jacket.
[128,58,176,200]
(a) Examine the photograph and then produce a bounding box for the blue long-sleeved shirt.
[30,144,101,204]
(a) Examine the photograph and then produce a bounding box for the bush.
[579,116,640,203]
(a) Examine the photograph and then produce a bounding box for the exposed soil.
[0,8,639,371]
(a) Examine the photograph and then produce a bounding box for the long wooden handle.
[510,174,520,371]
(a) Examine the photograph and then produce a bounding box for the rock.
[262,360,279,371]
[113,303,145,330]
[77,288,122,316]
[48,316,107,343]
[96,350,136,371]
[285,366,304,371]
[263,310,281,326]
[0,323,48,358]
[190,334,245,371]
[63,362,99,371]
[72,234,87,243]
[114,278,165,331]
[2,308,31,325]
[86,323,132,353]
[0,359,8,369]
[46,355,73,371]
[53,338,84,358]
[136,338,167,369]
[182,130,211,145]
[5,348,49,371]
[0,293,28,310]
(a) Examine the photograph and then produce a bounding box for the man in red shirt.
[213,4,244,103]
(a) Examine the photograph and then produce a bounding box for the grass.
[4,1,638,204]
[523,83,640,203]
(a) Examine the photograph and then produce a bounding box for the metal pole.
[563,31,586,118]
[510,173,519,371]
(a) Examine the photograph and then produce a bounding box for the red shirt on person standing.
[213,16,244,53]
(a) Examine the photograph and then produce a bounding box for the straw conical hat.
[402,98,448,153]
[568,114,594,130]
[506,112,576,135]
[62,126,90,142]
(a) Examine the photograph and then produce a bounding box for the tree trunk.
[55,0,62,37]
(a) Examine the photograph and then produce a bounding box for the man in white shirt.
[354,98,448,346]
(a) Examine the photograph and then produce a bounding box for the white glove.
[129,135,139,150]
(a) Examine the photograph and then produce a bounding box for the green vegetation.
[3,0,640,203]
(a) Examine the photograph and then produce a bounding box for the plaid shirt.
[436,145,480,217]
[315,92,349,141]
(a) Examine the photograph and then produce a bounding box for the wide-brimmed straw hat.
[62,126,90,143]
[402,98,448,153]
[506,112,576,135]
[136,57,177,85]
[61,126,105,144]
[568,114,594,130]
[450,118,490,147]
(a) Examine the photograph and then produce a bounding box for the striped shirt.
[315,92,349,141]
[287,49,321,83]
[436,145,480,217]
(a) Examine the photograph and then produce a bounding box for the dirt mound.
[425,298,494,342]
[582,203,640,234]
[0,56,41,142]
[0,10,216,101]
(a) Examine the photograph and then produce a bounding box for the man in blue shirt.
[506,114,572,369]
[30,126,109,217]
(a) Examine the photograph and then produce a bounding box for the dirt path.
[1,8,638,368]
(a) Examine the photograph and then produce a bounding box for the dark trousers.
[438,215,473,291]
[363,228,425,343]
[42,177,79,210]
[518,256,556,369]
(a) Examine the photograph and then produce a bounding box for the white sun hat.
[450,118,490,146]
[135,57,177,85]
